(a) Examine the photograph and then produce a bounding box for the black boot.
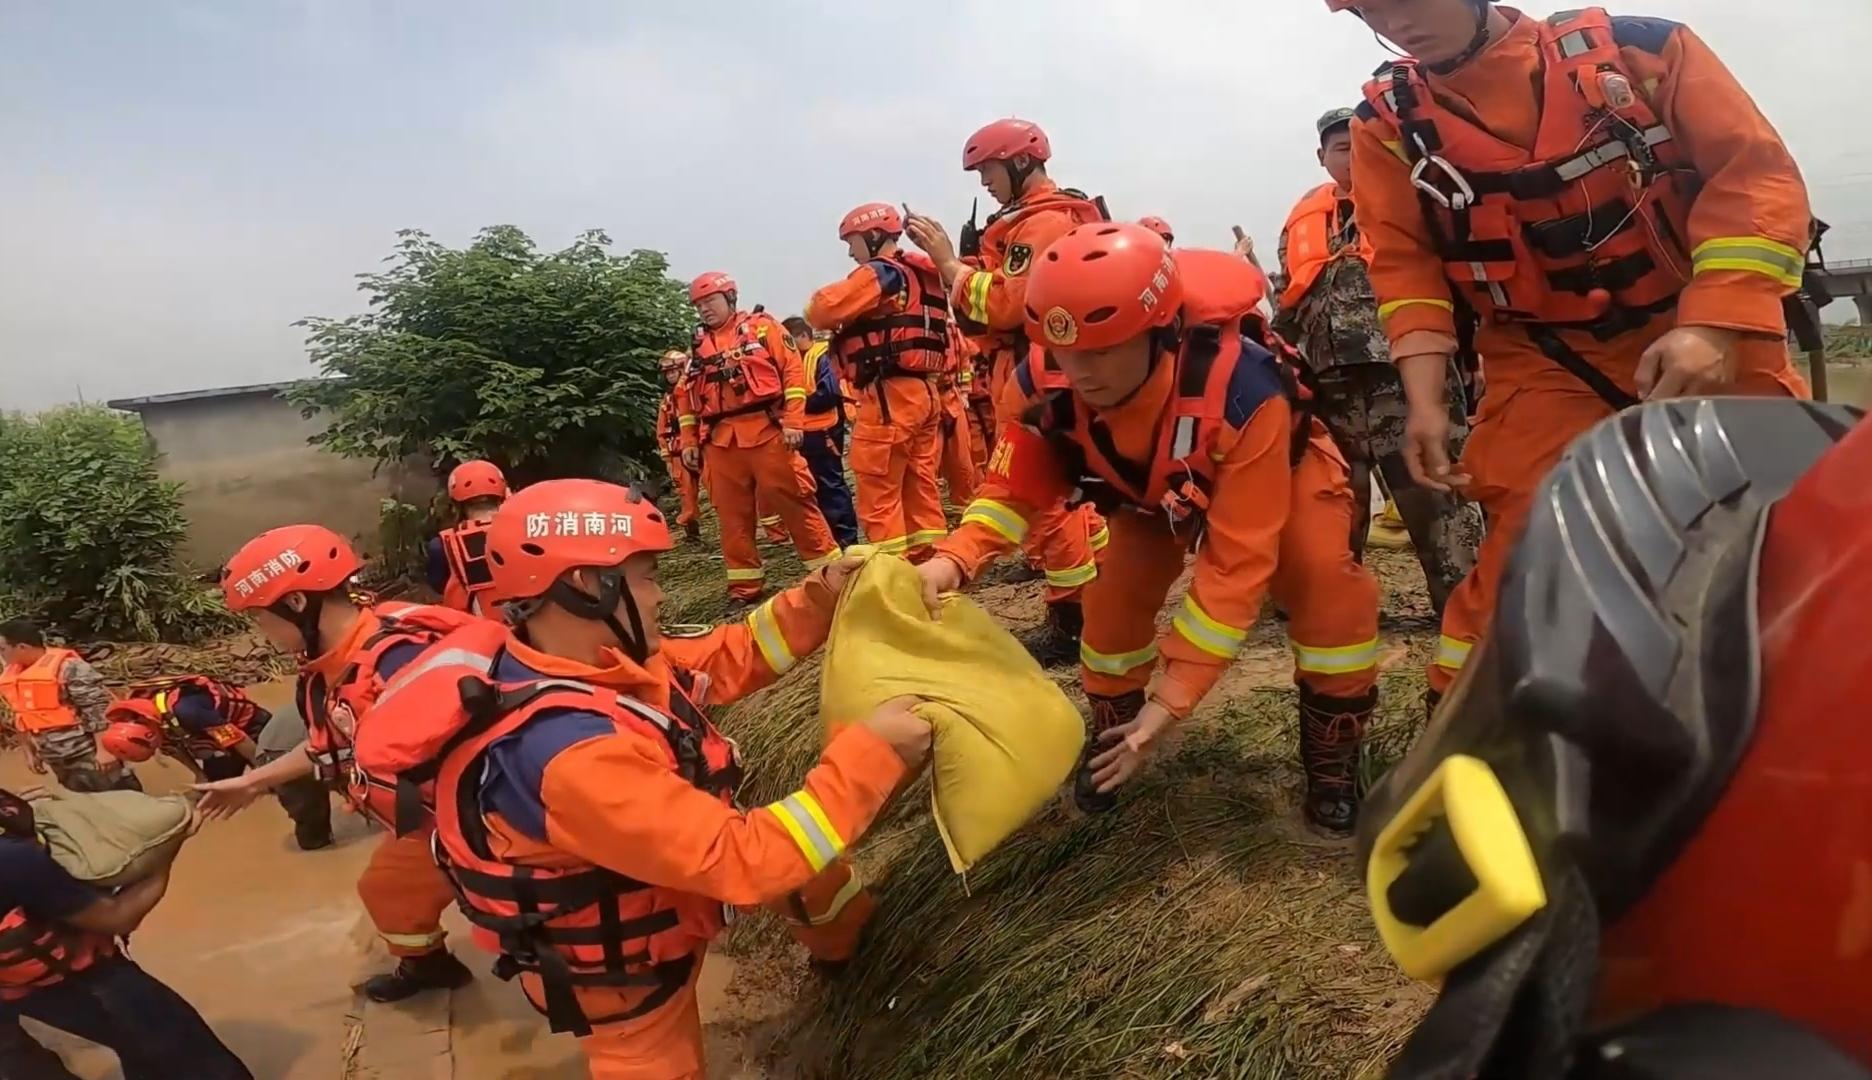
[1298,686,1377,836]
[362,950,473,1003]
[1075,690,1143,814]
[684,520,702,543]
[276,775,334,851]
[1424,686,1443,725]
[1019,601,1083,668]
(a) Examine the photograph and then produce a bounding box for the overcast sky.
[3,0,1870,411]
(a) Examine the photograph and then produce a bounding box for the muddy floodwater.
[3,679,756,1079]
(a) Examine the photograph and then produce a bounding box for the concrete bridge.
[1814,255,1872,324]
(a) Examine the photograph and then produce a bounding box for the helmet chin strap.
[1429,0,1495,74]
[862,231,888,259]
[544,569,650,665]
[1006,155,1040,199]
[273,594,327,659]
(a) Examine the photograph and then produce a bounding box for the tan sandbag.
[820,551,1085,873]
[31,790,192,887]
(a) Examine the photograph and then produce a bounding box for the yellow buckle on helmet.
[1366,754,1547,981]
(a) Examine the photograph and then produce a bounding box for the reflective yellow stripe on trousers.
[1080,640,1158,676]
[1433,635,1473,671]
[1291,637,1380,675]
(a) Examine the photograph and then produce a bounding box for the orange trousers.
[847,407,947,560]
[661,453,699,528]
[1080,439,1379,700]
[356,831,455,958]
[701,436,839,600]
[566,860,871,1079]
[1429,360,1806,695]
[756,452,819,542]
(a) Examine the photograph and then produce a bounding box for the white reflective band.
[1172,595,1247,660]
[1434,635,1474,671]
[725,567,766,582]
[1382,89,1397,112]
[908,528,949,547]
[803,548,843,570]
[965,271,994,325]
[1552,126,1672,183]
[961,499,1029,543]
[1691,237,1806,289]
[381,930,447,949]
[1557,29,1591,58]
[1079,640,1158,676]
[1376,297,1454,321]
[610,693,673,731]
[758,515,782,526]
[1170,416,1199,462]
[768,791,844,873]
[1291,637,1380,676]
[1045,561,1097,589]
[375,646,499,707]
[748,599,796,675]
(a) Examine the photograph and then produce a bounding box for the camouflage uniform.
[1,654,141,792]
[1277,202,1484,615]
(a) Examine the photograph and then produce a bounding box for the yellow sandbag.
[32,790,193,888]
[820,551,1084,873]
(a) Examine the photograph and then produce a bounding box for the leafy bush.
[0,407,240,642]
[289,226,695,484]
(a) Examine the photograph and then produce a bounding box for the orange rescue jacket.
[0,649,81,735]
[684,315,787,426]
[1279,183,1375,313]
[122,675,262,759]
[0,904,113,1002]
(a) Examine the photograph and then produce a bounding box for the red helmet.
[447,460,508,503]
[1023,222,1182,351]
[222,525,361,611]
[838,202,902,240]
[100,721,159,763]
[1137,216,1174,244]
[688,272,736,306]
[485,479,673,605]
[962,118,1051,171]
[1324,0,1360,9]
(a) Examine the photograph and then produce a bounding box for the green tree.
[0,406,237,642]
[289,226,694,482]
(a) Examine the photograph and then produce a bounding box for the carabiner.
[1409,134,1478,212]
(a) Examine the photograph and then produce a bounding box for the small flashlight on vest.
[1597,72,1636,111]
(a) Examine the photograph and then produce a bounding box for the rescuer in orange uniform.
[805,204,952,559]
[953,327,996,479]
[1359,397,1869,1077]
[1138,216,1175,245]
[352,480,930,1078]
[904,119,1106,664]
[427,460,508,615]
[1330,0,1811,706]
[936,329,981,506]
[919,224,1382,834]
[679,272,842,604]
[193,525,478,1003]
[655,349,703,543]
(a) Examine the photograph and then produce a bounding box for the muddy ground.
[8,529,1442,1079]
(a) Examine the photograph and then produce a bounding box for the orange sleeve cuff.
[1675,272,1791,336]
[1382,302,1459,345]
[1147,659,1223,721]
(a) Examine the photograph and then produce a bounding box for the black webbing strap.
[1524,325,1641,411]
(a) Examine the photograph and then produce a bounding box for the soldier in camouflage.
[1273,108,1483,616]
[0,619,141,792]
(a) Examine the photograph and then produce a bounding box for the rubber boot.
[1019,600,1083,668]
[1297,686,1376,836]
[276,775,335,851]
[1075,690,1143,814]
[362,949,473,1003]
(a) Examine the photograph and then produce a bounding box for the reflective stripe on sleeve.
[960,499,1029,544]
[1376,297,1455,321]
[1691,237,1805,289]
[964,271,994,325]
[908,528,948,547]
[784,388,808,402]
[1172,595,1248,659]
[1088,524,1110,552]
[803,548,843,570]
[747,598,795,675]
[767,791,845,873]
[1045,561,1097,589]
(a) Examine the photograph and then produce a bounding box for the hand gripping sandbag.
[31,790,192,888]
[820,551,1084,873]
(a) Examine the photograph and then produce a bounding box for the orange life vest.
[123,675,262,758]
[1361,7,1694,338]
[1013,250,1310,530]
[968,186,1107,348]
[297,602,478,820]
[352,623,743,1037]
[0,903,113,1002]
[685,314,787,426]
[1279,183,1376,313]
[655,392,684,456]
[0,649,81,735]
[438,520,497,614]
[832,254,951,384]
